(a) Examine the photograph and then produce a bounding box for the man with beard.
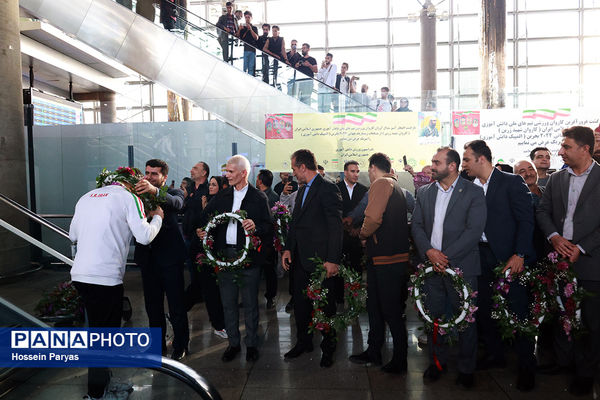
[537,126,600,396]
[294,43,318,105]
[411,147,486,388]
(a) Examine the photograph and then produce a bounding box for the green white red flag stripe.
[522,108,571,120]
[333,113,377,125]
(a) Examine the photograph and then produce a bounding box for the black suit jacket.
[135,187,186,266]
[285,174,343,271]
[336,180,368,217]
[195,184,272,265]
[483,169,536,264]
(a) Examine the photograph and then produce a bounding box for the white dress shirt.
[226,184,249,245]
[430,176,458,251]
[345,179,356,200]
[473,168,495,242]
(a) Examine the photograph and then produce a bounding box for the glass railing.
[122,1,374,113]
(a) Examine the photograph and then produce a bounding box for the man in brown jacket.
[348,152,410,373]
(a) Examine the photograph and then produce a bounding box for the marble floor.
[0,266,594,399]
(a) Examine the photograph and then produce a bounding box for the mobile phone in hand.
[403,155,407,166]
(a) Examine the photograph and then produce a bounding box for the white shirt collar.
[234,184,249,194]
[344,179,356,190]
[566,160,594,177]
[476,168,495,187]
[435,175,459,193]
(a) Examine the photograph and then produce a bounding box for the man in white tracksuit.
[69,181,163,400]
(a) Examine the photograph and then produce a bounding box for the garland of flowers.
[271,201,291,252]
[306,257,367,334]
[545,251,584,340]
[96,166,167,211]
[196,210,261,274]
[35,281,84,322]
[490,264,549,341]
[408,261,478,335]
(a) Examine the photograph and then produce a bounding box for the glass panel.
[583,65,600,107]
[390,2,416,17]
[232,2,265,24]
[357,73,389,95]
[391,72,421,97]
[583,9,600,35]
[453,16,479,41]
[521,0,578,10]
[392,45,420,71]
[328,21,388,47]
[327,0,387,21]
[266,0,325,23]
[517,11,579,38]
[454,43,479,68]
[453,0,480,14]
[331,47,388,73]
[454,70,479,94]
[584,37,600,63]
[518,39,579,65]
[391,20,420,45]
[277,23,326,48]
[437,71,450,93]
[437,44,449,69]
[518,66,579,91]
[437,19,450,43]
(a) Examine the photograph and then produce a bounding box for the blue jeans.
[243,51,256,76]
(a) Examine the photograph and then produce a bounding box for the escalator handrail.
[160,1,374,110]
[0,193,70,240]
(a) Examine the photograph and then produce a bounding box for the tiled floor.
[0,266,594,399]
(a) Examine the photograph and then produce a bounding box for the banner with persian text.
[451,108,599,168]
[265,112,442,172]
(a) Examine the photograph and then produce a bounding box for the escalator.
[0,193,222,399]
[19,0,373,139]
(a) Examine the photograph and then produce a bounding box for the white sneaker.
[214,329,228,339]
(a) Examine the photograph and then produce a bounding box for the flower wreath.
[271,201,291,252]
[306,257,367,334]
[96,166,167,211]
[408,261,478,336]
[546,252,584,340]
[490,264,549,341]
[197,210,261,274]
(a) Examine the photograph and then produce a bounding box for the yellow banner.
[265,112,441,172]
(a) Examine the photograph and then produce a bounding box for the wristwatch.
[516,253,525,259]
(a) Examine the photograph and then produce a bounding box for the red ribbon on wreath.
[432,319,443,371]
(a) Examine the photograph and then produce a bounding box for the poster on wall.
[452,110,480,136]
[452,108,599,168]
[265,112,442,172]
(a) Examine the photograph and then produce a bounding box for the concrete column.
[420,1,437,111]
[480,0,506,109]
[0,0,31,275]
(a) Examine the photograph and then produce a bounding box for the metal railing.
[0,193,69,240]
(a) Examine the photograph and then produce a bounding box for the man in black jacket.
[256,169,279,308]
[335,160,368,302]
[196,155,272,363]
[134,159,189,361]
[282,149,343,368]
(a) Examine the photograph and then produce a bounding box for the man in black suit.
[282,149,343,368]
[134,159,189,360]
[537,126,600,396]
[461,140,537,391]
[411,147,487,387]
[196,155,272,363]
[336,160,368,302]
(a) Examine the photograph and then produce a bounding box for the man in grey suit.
[411,147,487,388]
[537,126,600,396]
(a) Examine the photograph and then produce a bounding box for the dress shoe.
[381,359,407,374]
[476,356,506,370]
[349,350,382,366]
[284,343,313,359]
[221,345,241,362]
[246,347,259,362]
[516,369,535,392]
[455,372,474,389]
[266,298,275,309]
[568,376,594,396]
[537,363,570,375]
[171,347,188,361]
[423,364,447,382]
[320,352,334,368]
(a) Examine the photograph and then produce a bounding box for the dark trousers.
[477,244,536,371]
[262,246,278,300]
[140,260,189,352]
[335,235,363,301]
[574,280,600,377]
[218,261,261,347]
[261,54,269,83]
[424,274,478,373]
[199,263,225,331]
[74,281,123,398]
[366,261,408,363]
[292,260,336,354]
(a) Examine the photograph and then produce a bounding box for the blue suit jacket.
[483,168,536,265]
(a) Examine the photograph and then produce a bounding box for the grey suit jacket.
[536,162,600,281]
[411,177,487,277]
